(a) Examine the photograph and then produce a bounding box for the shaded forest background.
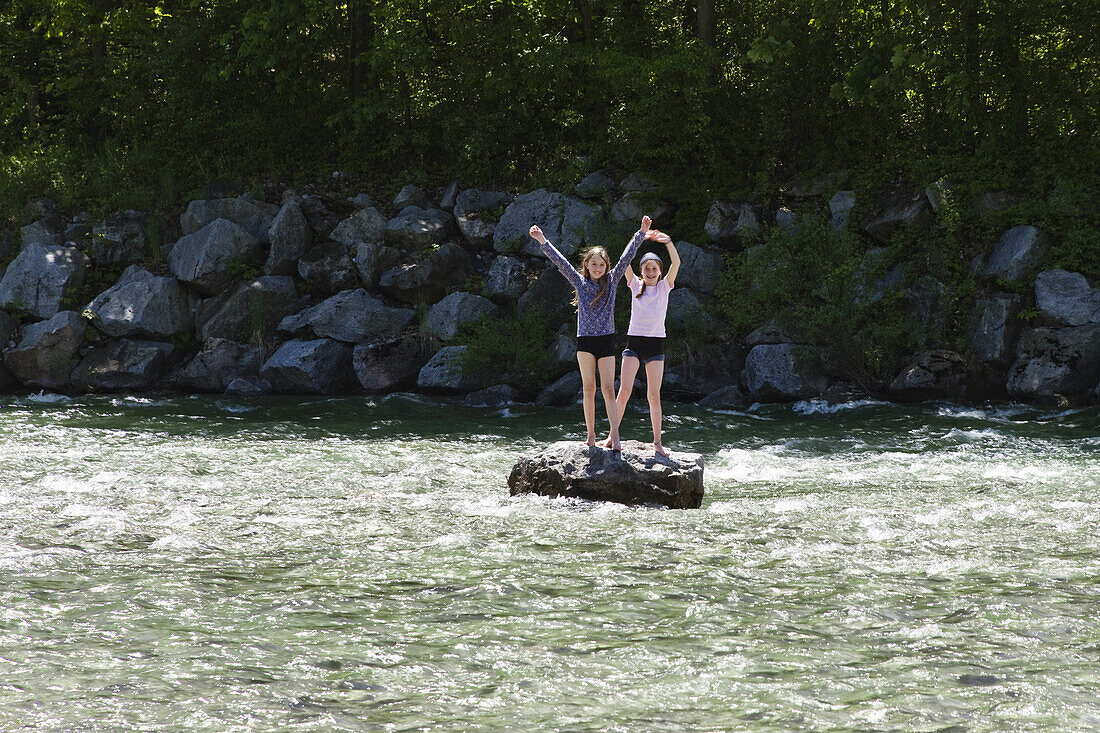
[2,0,1097,222]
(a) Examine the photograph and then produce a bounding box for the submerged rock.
[508,440,704,509]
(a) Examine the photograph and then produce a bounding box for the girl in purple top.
[528,216,651,451]
[606,230,680,456]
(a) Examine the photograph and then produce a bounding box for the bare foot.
[654,443,670,457]
[584,436,597,447]
[599,436,614,448]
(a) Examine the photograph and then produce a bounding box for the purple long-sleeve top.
[538,230,645,337]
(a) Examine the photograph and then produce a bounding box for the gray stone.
[483,256,527,302]
[177,338,264,393]
[417,345,485,393]
[1034,269,1100,326]
[620,174,657,192]
[225,376,274,396]
[561,197,608,255]
[745,322,792,347]
[71,339,178,392]
[666,287,717,333]
[887,349,969,402]
[90,210,147,267]
[610,192,669,225]
[515,264,575,329]
[0,243,88,319]
[829,190,856,231]
[454,189,512,250]
[300,195,343,239]
[699,385,750,410]
[423,292,498,342]
[353,242,402,290]
[464,384,521,407]
[861,188,934,244]
[662,343,747,399]
[393,184,431,211]
[180,197,278,242]
[440,179,461,212]
[297,242,359,294]
[980,226,1050,283]
[378,243,473,305]
[900,276,947,345]
[673,241,721,295]
[775,207,799,232]
[745,343,827,402]
[1006,324,1100,397]
[168,218,262,295]
[2,310,85,390]
[259,338,355,394]
[967,293,1021,364]
[330,206,387,248]
[199,276,300,342]
[346,193,375,209]
[551,333,575,365]
[852,248,906,305]
[385,207,454,250]
[508,440,704,509]
[353,335,430,393]
[575,171,615,200]
[19,219,63,248]
[536,371,582,407]
[85,266,194,340]
[924,178,956,212]
[279,288,414,345]
[494,189,567,256]
[705,201,760,246]
[264,200,312,276]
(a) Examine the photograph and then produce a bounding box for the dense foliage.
[2,0,1096,221]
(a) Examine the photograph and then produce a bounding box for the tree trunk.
[348,0,375,97]
[696,0,715,46]
[575,0,594,42]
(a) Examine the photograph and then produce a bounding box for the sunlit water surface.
[1,393,1099,731]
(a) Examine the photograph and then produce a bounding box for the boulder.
[900,276,946,345]
[1034,270,1100,326]
[745,322,792,347]
[297,242,359,294]
[384,206,454,250]
[454,189,511,249]
[464,384,521,407]
[19,218,63,248]
[980,226,1050,283]
[90,210,147,267]
[259,338,355,394]
[483,255,527,302]
[515,264,575,328]
[663,343,747,399]
[508,440,704,509]
[852,247,906,305]
[300,195,343,239]
[440,179,461,212]
[666,287,717,333]
[705,201,760,246]
[671,241,722,295]
[180,197,278,242]
[199,276,301,342]
[346,193,375,209]
[610,192,669,224]
[2,310,85,390]
[264,200,312,276]
[699,385,751,409]
[417,345,485,393]
[177,338,264,393]
[353,335,430,392]
[536,371,582,407]
[887,349,969,402]
[422,292,498,342]
[560,197,609,255]
[829,190,856,231]
[85,266,194,340]
[353,241,402,290]
[966,293,1021,364]
[861,187,934,244]
[393,184,431,211]
[330,206,387,248]
[1006,324,1100,397]
[378,243,472,305]
[924,178,956,212]
[575,171,616,200]
[0,243,88,319]
[71,339,178,392]
[225,376,273,396]
[0,311,15,347]
[493,189,567,256]
[620,173,657,192]
[745,343,827,402]
[550,332,576,366]
[168,218,262,295]
[278,288,414,344]
[775,207,800,233]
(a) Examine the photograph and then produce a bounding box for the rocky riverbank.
[1,173,1097,406]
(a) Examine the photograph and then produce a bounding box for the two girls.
[529,216,678,456]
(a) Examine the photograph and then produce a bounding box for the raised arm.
[530,225,583,290]
[664,237,681,288]
[609,215,651,283]
[624,264,636,286]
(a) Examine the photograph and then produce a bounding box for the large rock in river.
[508,440,704,509]
[0,243,88,319]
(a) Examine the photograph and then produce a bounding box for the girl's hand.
[645,229,672,244]
[640,215,652,233]
[529,225,546,243]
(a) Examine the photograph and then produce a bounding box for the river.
[2,393,1098,731]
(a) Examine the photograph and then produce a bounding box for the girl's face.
[641,259,662,284]
[585,254,608,279]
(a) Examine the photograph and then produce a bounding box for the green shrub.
[460,307,556,394]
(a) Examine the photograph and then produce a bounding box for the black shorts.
[576,333,616,359]
[623,335,665,363]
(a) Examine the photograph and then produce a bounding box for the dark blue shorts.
[622,335,665,364]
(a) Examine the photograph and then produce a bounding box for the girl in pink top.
[607,231,680,456]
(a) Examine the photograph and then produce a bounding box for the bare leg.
[645,359,669,456]
[598,355,621,450]
[605,355,640,446]
[576,351,598,446]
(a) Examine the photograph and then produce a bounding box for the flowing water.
[1,393,1098,731]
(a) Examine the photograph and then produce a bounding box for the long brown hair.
[571,246,610,310]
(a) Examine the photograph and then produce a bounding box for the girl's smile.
[586,257,608,279]
[641,260,662,285]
